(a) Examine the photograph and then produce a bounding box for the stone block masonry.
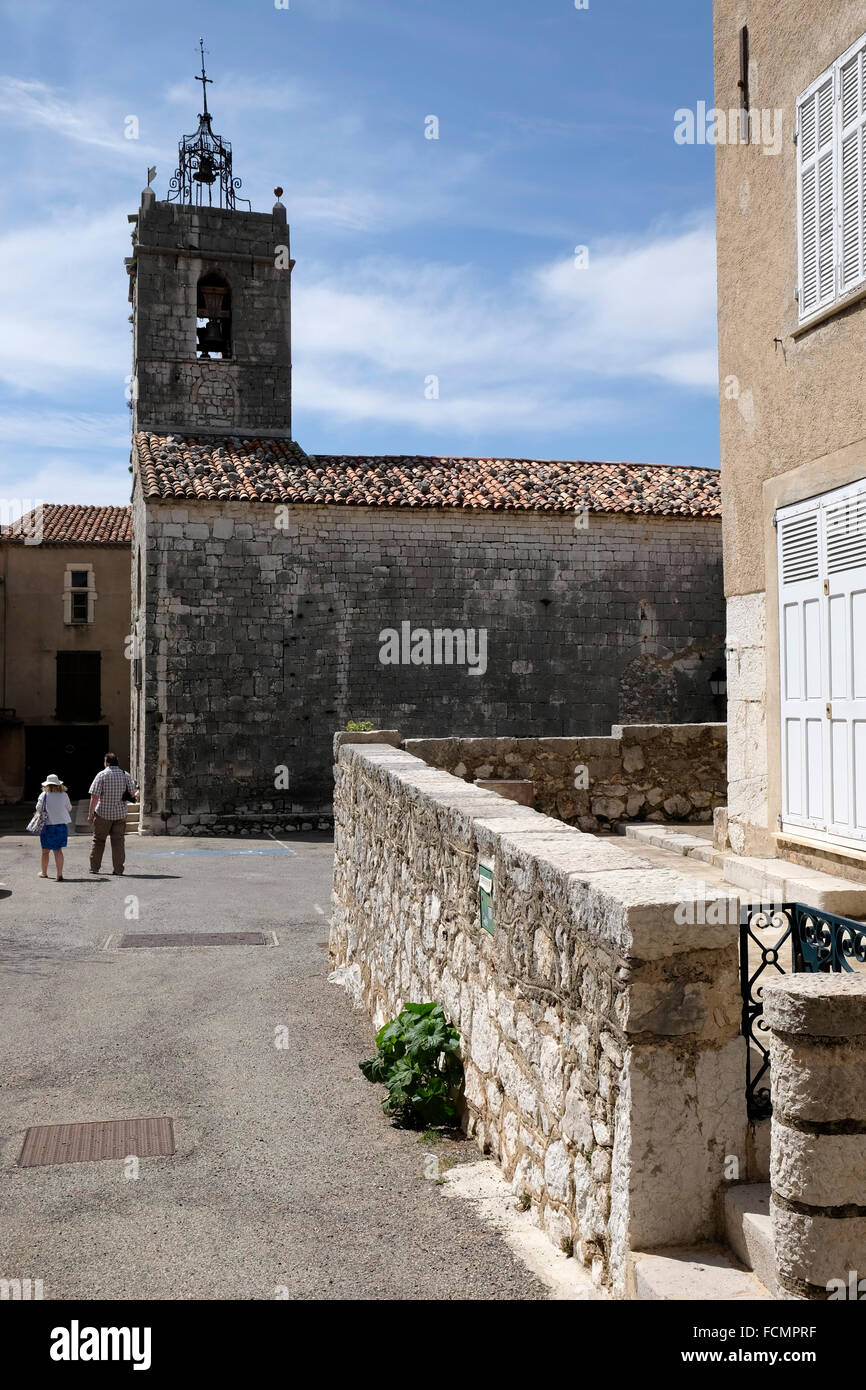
[129,196,292,438]
[330,741,748,1295]
[405,723,727,831]
[130,492,724,831]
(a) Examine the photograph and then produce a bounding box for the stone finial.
[763,973,866,1300]
[762,971,866,1038]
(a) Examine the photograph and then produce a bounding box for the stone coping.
[337,743,740,961]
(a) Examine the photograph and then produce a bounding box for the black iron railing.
[740,901,866,1120]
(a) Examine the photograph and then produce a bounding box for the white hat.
[42,773,64,786]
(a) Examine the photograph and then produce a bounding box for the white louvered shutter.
[823,484,866,841]
[778,503,826,830]
[798,75,836,317]
[839,37,866,294]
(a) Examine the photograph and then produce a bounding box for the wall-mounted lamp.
[709,668,728,699]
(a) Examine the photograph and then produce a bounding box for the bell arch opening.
[196,271,232,359]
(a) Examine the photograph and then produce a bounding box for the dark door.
[24,727,110,801]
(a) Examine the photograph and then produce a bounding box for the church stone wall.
[133,494,724,830]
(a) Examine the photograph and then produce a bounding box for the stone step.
[622,822,714,856]
[722,855,866,917]
[621,821,728,871]
[724,1183,779,1298]
[631,1244,774,1300]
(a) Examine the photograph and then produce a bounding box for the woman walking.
[34,774,72,881]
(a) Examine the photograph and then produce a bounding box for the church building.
[128,69,725,833]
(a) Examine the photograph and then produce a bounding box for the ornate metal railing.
[740,901,866,1120]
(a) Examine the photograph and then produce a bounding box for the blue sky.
[0,0,718,512]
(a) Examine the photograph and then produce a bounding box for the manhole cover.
[118,931,268,947]
[19,1117,175,1167]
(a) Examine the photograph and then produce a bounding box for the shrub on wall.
[360,1002,462,1128]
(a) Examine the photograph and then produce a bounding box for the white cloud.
[0,456,131,510]
[0,206,129,393]
[0,411,128,450]
[293,220,719,431]
[163,76,309,115]
[0,77,160,158]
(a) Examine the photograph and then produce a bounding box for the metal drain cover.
[119,931,268,947]
[19,1117,175,1167]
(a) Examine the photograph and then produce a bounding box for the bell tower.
[126,42,294,438]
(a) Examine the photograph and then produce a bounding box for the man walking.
[88,753,136,876]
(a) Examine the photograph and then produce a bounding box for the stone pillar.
[763,974,866,1300]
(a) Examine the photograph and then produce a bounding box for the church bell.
[196,278,231,358]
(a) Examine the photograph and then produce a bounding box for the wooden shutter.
[839,37,866,294]
[778,503,825,830]
[798,74,837,317]
[56,652,102,721]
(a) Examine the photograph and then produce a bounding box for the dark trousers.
[91,815,126,873]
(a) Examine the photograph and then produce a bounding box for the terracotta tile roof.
[1,504,131,545]
[135,433,720,518]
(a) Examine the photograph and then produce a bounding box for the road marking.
[103,935,113,950]
[265,830,297,854]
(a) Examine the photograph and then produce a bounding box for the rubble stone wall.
[404,723,727,830]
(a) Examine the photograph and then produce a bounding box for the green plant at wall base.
[360,1002,462,1128]
[345,719,374,731]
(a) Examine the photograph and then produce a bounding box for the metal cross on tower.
[195,38,212,117]
[166,38,250,211]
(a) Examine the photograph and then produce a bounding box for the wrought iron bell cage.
[167,113,250,212]
[166,43,251,212]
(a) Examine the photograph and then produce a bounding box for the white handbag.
[26,797,48,835]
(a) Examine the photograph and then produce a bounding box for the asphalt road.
[0,827,546,1301]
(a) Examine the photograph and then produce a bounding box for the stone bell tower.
[126,43,294,438]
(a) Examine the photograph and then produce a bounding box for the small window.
[64,565,95,625]
[56,652,101,721]
[71,592,90,623]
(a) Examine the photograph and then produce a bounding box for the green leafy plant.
[345,719,374,731]
[360,1002,462,1128]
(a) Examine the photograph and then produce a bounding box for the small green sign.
[479,860,494,935]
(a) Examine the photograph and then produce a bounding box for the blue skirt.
[40,823,68,851]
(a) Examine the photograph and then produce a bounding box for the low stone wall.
[330,740,746,1295]
[403,723,727,831]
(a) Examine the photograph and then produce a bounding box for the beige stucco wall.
[716,0,866,598]
[0,542,131,799]
[715,0,866,862]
